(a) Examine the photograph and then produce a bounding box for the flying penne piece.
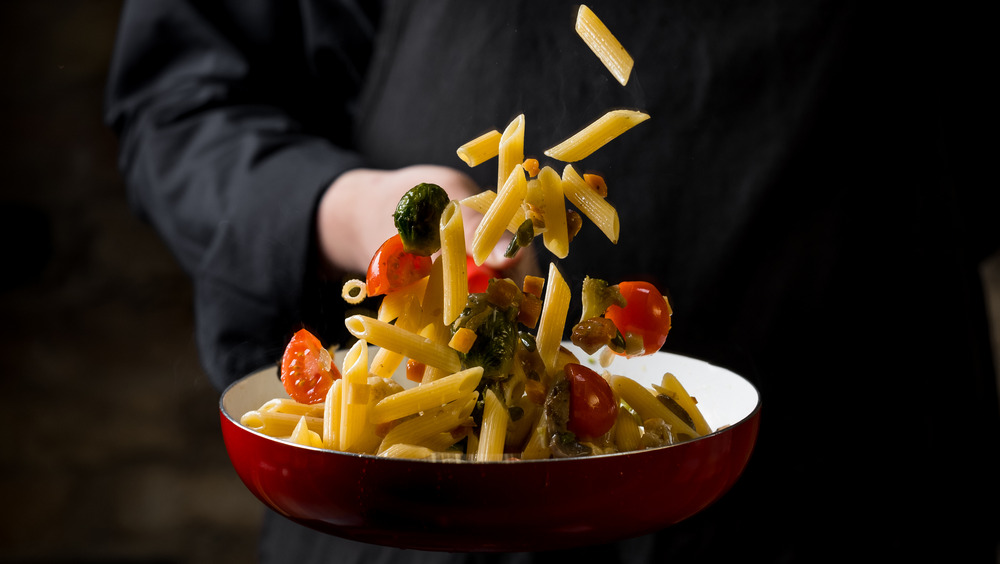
[456,129,502,167]
[544,109,649,163]
[575,5,634,86]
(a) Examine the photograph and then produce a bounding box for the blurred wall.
[0,2,263,562]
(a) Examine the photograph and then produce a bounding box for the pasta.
[460,190,526,235]
[471,164,527,266]
[456,129,502,167]
[439,201,468,325]
[575,5,633,86]
[609,374,698,439]
[339,340,371,453]
[561,164,620,243]
[240,409,324,437]
[239,10,718,463]
[368,366,483,424]
[497,114,525,192]
[535,262,571,375]
[654,372,711,436]
[537,166,569,258]
[544,109,649,163]
[476,389,509,461]
[377,393,478,455]
[345,315,461,374]
[323,379,342,449]
[290,416,323,448]
[378,443,435,460]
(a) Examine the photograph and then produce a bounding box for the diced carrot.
[406,359,426,383]
[523,275,545,299]
[517,293,542,329]
[448,327,478,354]
[583,173,608,197]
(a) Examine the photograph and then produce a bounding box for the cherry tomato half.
[466,254,501,294]
[366,234,434,296]
[565,363,618,439]
[604,280,672,357]
[280,328,341,404]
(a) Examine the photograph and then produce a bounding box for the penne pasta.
[472,165,527,266]
[259,398,324,416]
[476,388,509,462]
[609,374,698,438]
[537,166,570,258]
[369,347,404,380]
[371,288,425,378]
[655,372,712,436]
[497,114,525,191]
[417,322,452,383]
[519,407,551,460]
[504,395,540,451]
[460,190,526,235]
[323,379,343,450]
[561,165,620,244]
[544,109,649,163]
[418,431,467,453]
[378,443,436,460]
[240,410,324,438]
[535,263,572,375]
[419,256,445,329]
[369,366,484,424]
[575,5,634,86]
[456,129,502,167]
[378,278,426,323]
[339,340,371,453]
[613,407,643,452]
[290,415,324,448]
[377,393,478,454]
[439,201,468,325]
[345,315,462,374]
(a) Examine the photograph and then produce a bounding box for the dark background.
[0,2,997,563]
[0,2,261,563]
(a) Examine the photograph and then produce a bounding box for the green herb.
[454,297,518,382]
[504,219,535,258]
[579,276,626,322]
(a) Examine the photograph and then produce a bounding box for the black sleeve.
[104,0,375,390]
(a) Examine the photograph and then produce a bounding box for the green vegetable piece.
[504,219,535,258]
[393,183,450,256]
[457,305,518,382]
[579,276,626,322]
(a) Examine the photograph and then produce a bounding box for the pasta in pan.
[240,5,712,461]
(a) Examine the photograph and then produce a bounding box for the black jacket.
[106,1,999,562]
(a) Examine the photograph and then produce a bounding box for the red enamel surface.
[219,350,760,552]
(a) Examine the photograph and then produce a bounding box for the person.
[105,1,999,562]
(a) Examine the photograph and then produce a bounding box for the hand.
[316,164,539,280]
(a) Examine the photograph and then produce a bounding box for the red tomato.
[466,254,500,294]
[565,363,618,438]
[366,234,434,296]
[604,281,672,357]
[280,328,341,404]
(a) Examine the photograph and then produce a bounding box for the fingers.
[317,164,538,280]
